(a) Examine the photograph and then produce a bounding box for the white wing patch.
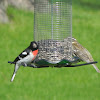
[22,52,27,55]
[17,52,34,65]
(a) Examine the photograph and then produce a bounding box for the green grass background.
[0,0,100,100]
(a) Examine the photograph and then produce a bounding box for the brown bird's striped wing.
[72,39,94,62]
[72,37,100,73]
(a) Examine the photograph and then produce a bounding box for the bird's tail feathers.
[11,73,16,82]
[11,64,20,82]
[92,64,100,73]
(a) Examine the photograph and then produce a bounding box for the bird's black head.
[29,41,38,51]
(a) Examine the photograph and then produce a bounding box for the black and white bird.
[10,41,38,82]
[72,37,100,73]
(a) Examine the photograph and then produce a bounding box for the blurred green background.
[0,0,100,100]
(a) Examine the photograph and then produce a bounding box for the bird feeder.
[33,0,73,67]
[7,0,99,83]
[8,0,99,82]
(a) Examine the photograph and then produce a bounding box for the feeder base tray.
[33,59,97,68]
[34,59,71,67]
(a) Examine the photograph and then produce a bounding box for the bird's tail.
[92,64,100,73]
[11,64,20,82]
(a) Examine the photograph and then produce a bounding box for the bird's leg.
[92,64,100,73]
[21,62,27,67]
[11,64,20,82]
[21,62,37,68]
[27,63,38,68]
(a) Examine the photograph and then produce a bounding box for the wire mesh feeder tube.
[34,0,72,66]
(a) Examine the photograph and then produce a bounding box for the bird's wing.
[72,41,94,62]
[13,48,31,63]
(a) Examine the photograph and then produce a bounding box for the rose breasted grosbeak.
[10,41,38,82]
[72,37,100,73]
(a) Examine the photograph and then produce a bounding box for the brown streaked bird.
[72,37,100,73]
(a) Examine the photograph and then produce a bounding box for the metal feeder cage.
[33,0,72,66]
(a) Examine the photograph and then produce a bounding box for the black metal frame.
[8,61,97,68]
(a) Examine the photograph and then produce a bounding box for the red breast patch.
[32,50,38,60]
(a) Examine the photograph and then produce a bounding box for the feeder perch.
[33,0,74,66]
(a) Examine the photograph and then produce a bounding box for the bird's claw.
[21,63,27,67]
[31,64,37,68]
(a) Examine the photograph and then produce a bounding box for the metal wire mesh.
[34,0,72,64]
